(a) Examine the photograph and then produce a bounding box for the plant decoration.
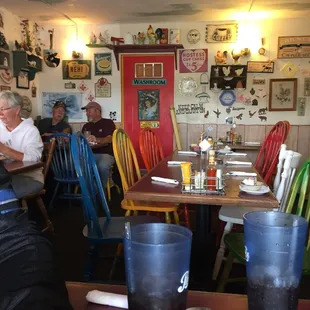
[0,31,9,49]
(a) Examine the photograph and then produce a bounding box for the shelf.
[85,44,184,70]
[13,51,42,81]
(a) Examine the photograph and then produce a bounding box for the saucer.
[239,184,270,195]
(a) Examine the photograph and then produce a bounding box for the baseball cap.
[81,101,102,111]
[53,101,66,110]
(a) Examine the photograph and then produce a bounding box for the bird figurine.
[222,66,231,77]
[214,50,227,65]
[15,40,22,50]
[235,68,244,76]
[98,32,104,43]
[147,25,156,44]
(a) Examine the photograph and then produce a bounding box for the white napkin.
[244,141,260,145]
[178,151,198,156]
[225,152,247,156]
[86,290,128,309]
[151,176,179,185]
[167,161,187,166]
[226,171,257,177]
[226,161,252,166]
[199,139,211,152]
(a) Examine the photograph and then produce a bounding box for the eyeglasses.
[0,107,13,112]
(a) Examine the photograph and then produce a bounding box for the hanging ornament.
[31,82,37,98]
[78,80,89,93]
[281,62,298,77]
[195,73,210,103]
[249,87,255,95]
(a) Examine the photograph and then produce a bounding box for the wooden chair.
[21,138,56,232]
[70,133,158,281]
[106,164,121,202]
[113,128,180,224]
[217,158,310,292]
[139,127,191,228]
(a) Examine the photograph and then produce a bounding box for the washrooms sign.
[179,49,208,73]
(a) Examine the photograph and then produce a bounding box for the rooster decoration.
[275,84,291,104]
[214,50,227,65]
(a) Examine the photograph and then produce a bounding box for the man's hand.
[87,135,97,143]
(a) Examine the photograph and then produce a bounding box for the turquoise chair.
[217,158,310,292]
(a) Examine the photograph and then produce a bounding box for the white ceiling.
[1,0,310,25]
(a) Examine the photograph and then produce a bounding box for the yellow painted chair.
[112,128,179,224]
[106,164,121,202]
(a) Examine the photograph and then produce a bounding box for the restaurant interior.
[1,0,310,309]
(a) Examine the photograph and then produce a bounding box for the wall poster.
[138,90,160,121]
[179,49,208,73]
[278,36,310,58]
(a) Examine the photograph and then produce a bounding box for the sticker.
[177,271,189,293]
[213,109,221,118]
[252,99,258,106]
[249,110,257,118]
[258,108,268,115]
[236,113,243,120]
[232,107,245,111]
[249,87,255,95]
[259,115,267,122]
[78,80,89,93]
[204,110,209,118]
[109,111,117,121]
[86,91,95,102]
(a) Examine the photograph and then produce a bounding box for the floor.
[31,187,310,300]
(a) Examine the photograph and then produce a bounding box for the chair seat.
[219,205,273,225]
[121,199,179,212]
[83,215,160,242]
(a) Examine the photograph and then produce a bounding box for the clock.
[187,29,200,44]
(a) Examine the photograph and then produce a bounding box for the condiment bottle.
[207,149,216,190]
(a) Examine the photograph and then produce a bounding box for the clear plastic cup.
[244,211,308,310]
[124,223,192,310]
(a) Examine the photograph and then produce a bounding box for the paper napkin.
[225,152,247,156]
[178,151,198,156]
[167,161,187,166]
[151,176,179,185]
[86,290,128,308]
[226,171,257,177]
[226,161,252,166]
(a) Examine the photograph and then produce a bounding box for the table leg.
[195,204,212,246]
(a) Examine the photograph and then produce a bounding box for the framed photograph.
[16,69,29,89]
[269,78,297,111]
[205,23,238,43]
[94,53,112,75]
[138,90,160,121]
[0,85,11,91]
[278,36,310,59]
[247,61,274,73]
[62,60,91,80]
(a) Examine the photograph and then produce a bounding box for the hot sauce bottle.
[207,149,216,190]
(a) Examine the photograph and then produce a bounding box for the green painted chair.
[217,158,310,292]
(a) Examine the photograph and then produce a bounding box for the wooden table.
[229,143,262,151]
[3,160,43,174]
[66,281,310,310]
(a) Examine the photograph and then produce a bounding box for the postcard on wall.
[42,92,83,119]
[247,61,274,73]
[205,24,238,43]
[95,78,111,97]
[62,60,91,80]
[278,36,310,59]
[94,53,112,75]
[179,49,208,73]
[138,90,160,121]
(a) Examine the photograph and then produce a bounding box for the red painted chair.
[139,128,191,229]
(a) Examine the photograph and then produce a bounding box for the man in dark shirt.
[38,101,72,142]
[81,101,116,189]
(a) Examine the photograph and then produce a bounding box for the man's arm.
[0,143,24,161]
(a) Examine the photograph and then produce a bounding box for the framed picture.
[138,90,160,121]
[94,53,112,75]
[278,36,310,59]
[205,23,238,43]
[269,78,297,111]
[0,85,11,91]
[247,61,274,73]
[16,69,29,89]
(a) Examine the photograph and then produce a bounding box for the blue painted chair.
[48,133,82,208]
[70,133,159,281]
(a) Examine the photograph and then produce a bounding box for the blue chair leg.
[83,245,100,282]
[49,182,60,209]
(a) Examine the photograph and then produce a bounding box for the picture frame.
[94,53,112,75]
[0,85,11,91]
[205,23,238,43]
[16,69,30,89]
[247,61,274,73]
[278,36,310,59]
[138,89,160,121]
[269,78,297,111]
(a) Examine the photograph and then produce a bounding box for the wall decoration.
[187,29,201,44]
[253,78,266,85]
[140,121,160,128]
[138,90,159,121]
[280,62,298,77]
[178,77,198,96]
[169,29,180,44]
[0,69,13,84]
[132,78,166,85]
[232,107,245,111]
[247,61,274,73]
[109,111,117,121]
[0,51,9,69]
[297,97,306,116]
[175,103,205,115]
[16,69,29,89]
[31,83,37,97]
[258,115,267,122]
[213,109,221,118]
[214,51,228,65]
[179,49,208,73]
[78,80,89,93]
[62,60,91,80]
[219,90,236,106]
[21,96,32,118]
[249,111,257,118]
[204,111,209,118]
[255,89,267,99]
[86,91,95,102]
[236,113,243,120]
[43,50,60,68]
[252,99,258,106]
[94,53,112,75]
[135,63,163,78]
[0,11,3,28]
[304,77,310,96]
[95,77,111,97]
[64,82,76,89]
[205,24,238,43]
[258,108,268,115]
[42,92,82,119]
[278,36,310,59]
[269,78,297,111]
[0,85,10,91]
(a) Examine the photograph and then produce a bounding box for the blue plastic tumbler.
[244,211,308,310]
[124,223,192,310]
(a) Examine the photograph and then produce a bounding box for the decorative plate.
[187,29,201,44]
[178,77,198,97]
[219,90,236,106]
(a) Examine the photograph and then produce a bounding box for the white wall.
[1,6,310,125]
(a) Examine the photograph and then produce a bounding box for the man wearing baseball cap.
[81,101,115,190]
[38,101,72,142]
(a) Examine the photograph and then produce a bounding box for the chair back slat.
[139,128,164,171]
[43,138,56,182]
[71,133,112,238]
[112,128,141,193]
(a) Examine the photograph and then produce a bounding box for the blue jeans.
[93,153,115,190]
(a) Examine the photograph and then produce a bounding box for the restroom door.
[121,53,175,167]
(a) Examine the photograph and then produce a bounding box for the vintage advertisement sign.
[62,60,91,80]
[179,49,208,73]
[247,61,274,73]
[94,53,112,75]
[95,77,111,97]
[278,36,310,59]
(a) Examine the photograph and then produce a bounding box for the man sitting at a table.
[0,90,43,198]
[81,101,115,189]
[38,100,72,142]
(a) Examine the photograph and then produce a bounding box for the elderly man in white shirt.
[0,91,43,198]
